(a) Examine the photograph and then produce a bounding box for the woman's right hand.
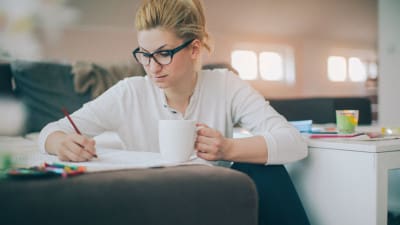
[45,131,97,162]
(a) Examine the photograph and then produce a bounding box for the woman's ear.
[190,39,202,59]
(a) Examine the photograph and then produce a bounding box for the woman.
[39,0,310,224]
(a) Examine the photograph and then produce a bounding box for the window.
[328,56,346,81]
[348,57,367,82]
[327,48,377,82]
[231,50,258,80]
[327,56,369,82]
[231,43,295,84]
[367,62,378,79]
[259,52,283,80]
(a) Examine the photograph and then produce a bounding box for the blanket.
[72,60,145,98]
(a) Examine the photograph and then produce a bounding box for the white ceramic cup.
[158,119,197,163]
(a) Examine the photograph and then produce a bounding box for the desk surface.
[307,138,400,153]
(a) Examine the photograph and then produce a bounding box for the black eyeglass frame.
[132,39,195,66]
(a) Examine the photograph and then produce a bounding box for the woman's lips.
[153,74,168,81]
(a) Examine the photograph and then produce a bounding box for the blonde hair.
[135,0,212,52]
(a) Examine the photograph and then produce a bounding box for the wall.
[39,0,377,99]
[378,0,400,126]
[209,33,375,99]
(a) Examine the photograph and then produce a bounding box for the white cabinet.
[286,138,400,225]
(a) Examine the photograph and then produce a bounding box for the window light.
[348,57,367,82]
[368,62,378,79]
[231,50,258,80]
[328,56,346,81]
[230,44,295,83]
[259,52,283,80]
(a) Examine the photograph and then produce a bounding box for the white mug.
[158,119,197,163]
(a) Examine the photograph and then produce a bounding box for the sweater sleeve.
[228,74,308,164]
[38,79,127,153]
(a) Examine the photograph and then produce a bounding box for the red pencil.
[62,107,81,134]
[61,107,97,158]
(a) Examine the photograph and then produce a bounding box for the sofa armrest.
[0,165,258,225]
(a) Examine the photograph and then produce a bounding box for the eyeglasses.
[132,39,195,66]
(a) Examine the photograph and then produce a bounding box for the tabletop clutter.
[1,159,86,179]
[2,108,400,180]
[289,108,400,140]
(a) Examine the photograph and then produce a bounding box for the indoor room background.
[1,0,398,126]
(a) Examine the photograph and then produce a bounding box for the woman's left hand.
[195,123,232,161]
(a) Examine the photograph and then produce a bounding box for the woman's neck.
[164,72,198,114]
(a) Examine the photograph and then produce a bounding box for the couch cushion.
[11,60,91,133]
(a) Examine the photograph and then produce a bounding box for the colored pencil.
[61,107,98,158]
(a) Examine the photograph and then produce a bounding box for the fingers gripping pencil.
[61,107,98,158]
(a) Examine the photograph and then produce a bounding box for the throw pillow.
[11,60,92,133]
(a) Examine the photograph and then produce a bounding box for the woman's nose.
[148,58,162,73]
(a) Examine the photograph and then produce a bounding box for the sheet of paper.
[349,135,400,141]
[9,148,212,172]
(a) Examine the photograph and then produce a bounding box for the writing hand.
[57,133,97,162]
